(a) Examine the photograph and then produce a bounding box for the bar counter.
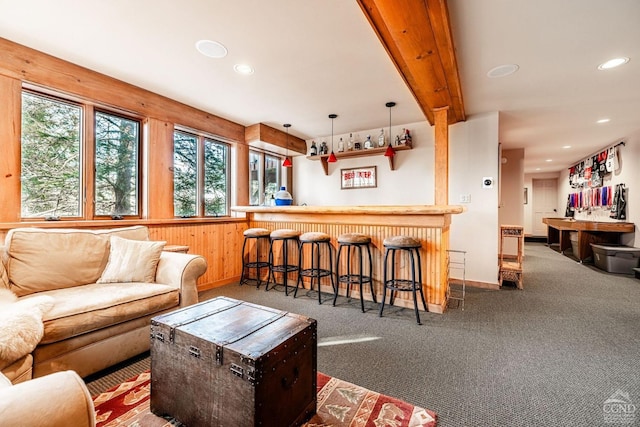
[232,205,465,314]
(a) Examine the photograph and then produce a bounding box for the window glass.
[94,112,140,216]
[249,151,261,206]
[20,92,82,218]
[204,138,229,216]
[173,131,198,217]
[264,154,280,202]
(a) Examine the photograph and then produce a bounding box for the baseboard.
[525,236,547,243]
[450,278,500,291]
[198,276,241,291]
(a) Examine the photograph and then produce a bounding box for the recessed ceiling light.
[596,118,610,124]
[535,168,541,171]
[487,64,519,78]
[195,40,228,58]
[598,57,629,70]
[562,145,571,149]
[545,159,552,162]
[234,64,254,75]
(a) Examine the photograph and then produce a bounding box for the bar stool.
[239,227,271,288]
[333,233,375,312]
[379,235,428,325]
[266,229,301,295]
[295,232,336,304]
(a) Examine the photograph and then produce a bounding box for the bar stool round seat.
[379,235,428,324]
[239,228,271,288]
[267,229,302,295]
[295,232,335,304]
[333,233,375,312]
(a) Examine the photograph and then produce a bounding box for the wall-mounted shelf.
[306,145,412,175]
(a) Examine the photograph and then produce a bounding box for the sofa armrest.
[155,251,207,307]
[0,370,95,427]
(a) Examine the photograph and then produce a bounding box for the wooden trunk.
[150,296,317,427]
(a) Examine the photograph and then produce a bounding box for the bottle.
[400,128,406,145]
[364,135,373,149]
[395,134,401,146]
[310,141,317,156]
[378,129,385,147]
[354,133,362,150]
[320,140,328,155]
[338,137,345,153]
[348,133,354,151]
[404,129,412,147]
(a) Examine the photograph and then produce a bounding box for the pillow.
[97,236,166,283]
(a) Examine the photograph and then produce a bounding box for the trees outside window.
[21,92,82,218]
[173,130,229,217]
[20,90,141,219]
[94,112,140,216]
[249,150,282,206]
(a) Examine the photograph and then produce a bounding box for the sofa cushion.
[98,236,165,283]
[5,226,149,297]
[22,282,179,344]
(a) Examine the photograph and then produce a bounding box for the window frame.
[249,149,285,206]
[173,127,231,218]
[20,88,144,221]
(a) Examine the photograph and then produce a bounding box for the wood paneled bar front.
[232,205,464,314]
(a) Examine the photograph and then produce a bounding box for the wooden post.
[146,119,175,219]
[0,75,21,222]
[434,107,449,205]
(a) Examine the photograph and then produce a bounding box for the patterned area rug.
[93,371,437,426]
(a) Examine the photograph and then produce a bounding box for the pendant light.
[384,102,396,158]
[282,123,292,167]
[327,114,338,163]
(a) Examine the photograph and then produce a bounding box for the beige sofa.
[0,225,207,383]
[0,370,95,426]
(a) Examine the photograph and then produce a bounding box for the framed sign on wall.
[340,166,377,190]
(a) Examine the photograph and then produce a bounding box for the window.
[249,150,283,206]
[20,90,142,219]
[21,92,82,218]
[173,130,230,217]
[94,111,140,216]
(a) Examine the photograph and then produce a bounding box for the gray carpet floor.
[86,243,640,426]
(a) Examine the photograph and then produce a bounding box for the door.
[532,178,558,236]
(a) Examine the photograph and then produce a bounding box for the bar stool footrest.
[245,261,270,269]
[300,268,333,278]
[384,279,420,291]
[271,264,299,274]
[338,274,372,284]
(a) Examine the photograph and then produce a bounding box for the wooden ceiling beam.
[357,0,465,125]
[245,123,307,156]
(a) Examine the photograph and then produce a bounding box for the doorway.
[532,178,558,236]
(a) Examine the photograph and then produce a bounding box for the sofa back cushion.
[5,226,149,297]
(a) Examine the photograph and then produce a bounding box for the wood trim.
[83,104,96,218]
[0,37,245,143]
[146,119,175,219]
[245,123,307,155]
[0,75,21,222]
[356,0,465,125]
[234,142,250,207]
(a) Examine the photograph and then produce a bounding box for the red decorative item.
[384,144,395,157]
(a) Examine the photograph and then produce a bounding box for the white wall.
[557,132,639,247]
[293,112,500,285]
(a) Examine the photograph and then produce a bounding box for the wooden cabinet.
[307,145,411,175]
[499,225,523,289]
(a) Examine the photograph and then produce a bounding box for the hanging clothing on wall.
[609,184,626,220]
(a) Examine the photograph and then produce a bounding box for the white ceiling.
[1,0,638,174]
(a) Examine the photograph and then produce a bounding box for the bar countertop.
[231,205,465,215]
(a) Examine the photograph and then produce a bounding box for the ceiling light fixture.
[487,64,519,78]
[282,124,292,168]
[327,114,338,163]
[234,64,254,75]
[562,145,572,149]
[596,118,610,124]
[195,40,228,58]
[598,57,629,70]
[545,159,553,162]
[384,102,396,158]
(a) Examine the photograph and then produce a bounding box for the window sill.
[0,217,246,231]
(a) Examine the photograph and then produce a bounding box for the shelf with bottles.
[307,131,413,175]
